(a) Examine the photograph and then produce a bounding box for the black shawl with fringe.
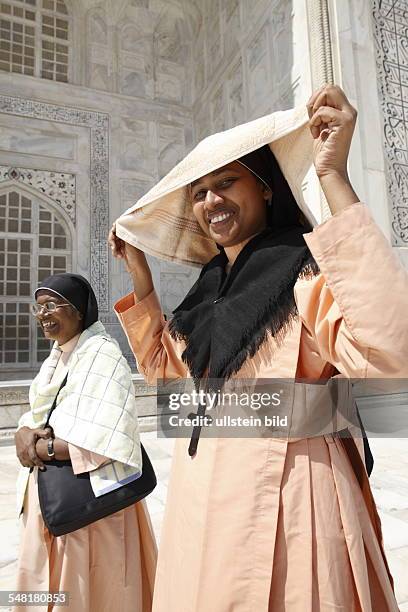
[169,225,319,389]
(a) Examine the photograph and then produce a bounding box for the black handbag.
[37,374,157,536]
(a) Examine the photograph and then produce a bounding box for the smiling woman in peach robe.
[109,85,407,611]
[14,273,157,612]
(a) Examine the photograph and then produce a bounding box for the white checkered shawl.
[18,322,142,504]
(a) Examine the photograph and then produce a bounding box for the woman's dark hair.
[237,145,312,231]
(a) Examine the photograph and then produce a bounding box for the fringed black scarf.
[169,145,319,390]
[169,226,319,389]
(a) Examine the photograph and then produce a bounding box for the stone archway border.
[0,94,110,310]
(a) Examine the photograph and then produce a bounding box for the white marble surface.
[190,0,310,134]
[333,0,396,243]
[0,435,407,608]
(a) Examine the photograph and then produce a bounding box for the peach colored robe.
[115,203,407,612]
[15,337,157,612]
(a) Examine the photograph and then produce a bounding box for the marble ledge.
[0,73,193,122]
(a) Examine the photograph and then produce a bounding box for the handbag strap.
[44,373,68,429]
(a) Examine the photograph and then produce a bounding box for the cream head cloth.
[115,104,329,268]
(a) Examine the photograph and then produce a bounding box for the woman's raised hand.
[108,223,147,272]
[307,84,360,214]
[307,84,357,180]
[108,223,154,300]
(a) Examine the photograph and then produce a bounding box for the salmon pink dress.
[15,335,157,612]
[115,203,406,612]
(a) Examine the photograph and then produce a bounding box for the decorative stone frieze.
[0,166,76,223]
[373,0,408,245]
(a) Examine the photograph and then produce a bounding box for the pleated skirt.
[151,434,399,612]
[268,435,398,611]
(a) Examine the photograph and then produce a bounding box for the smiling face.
[190,161,271,248]
[35,290,83,345]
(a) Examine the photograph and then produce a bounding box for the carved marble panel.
[119,118,157,175]
[119,23,154,98]
[90,45,110,65]
[120,68,147,98]
[155,60,185,104]
[211,86,226,133]
[0,166,76,223]
[0,95,110,311]
[157,123,185,178]
[279,76,300,111]
[228,60,244,126]
[190,0,300,137]
[159,267,199,317]
[154,13,188,64]
[193,32,205,100]
[0,125,76,160]
[194,107,211,143]
[120,51,154,98]
[241,0,271,27]
[247,23,270,114]
[121,178,153,208]
[373,0,408,245]
[0,387,29,406]
[270,5,293,86]
[87,7,111,92]
[160,273,188,316]
[130,0,150,7]
[225,0,239,22]
[88,9,108,44]
[121,24,153,57]
[206,11,222,70]
[223,0,240,59]
[88,62,110,92]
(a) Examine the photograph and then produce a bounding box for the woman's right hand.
[108,223,148,272]
[108,223,154,300]
[15,426,52,469]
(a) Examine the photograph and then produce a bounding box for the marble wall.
[188,0,312,140]
[331,0,408,269]
[84,0,192,106]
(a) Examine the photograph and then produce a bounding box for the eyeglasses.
[30,302,73,317]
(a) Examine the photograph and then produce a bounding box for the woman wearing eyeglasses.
[14,273,157,612]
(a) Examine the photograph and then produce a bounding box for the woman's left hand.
[307,84,357,179]
[15,426,52,469]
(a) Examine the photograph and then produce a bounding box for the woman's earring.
[263,187,273,206]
